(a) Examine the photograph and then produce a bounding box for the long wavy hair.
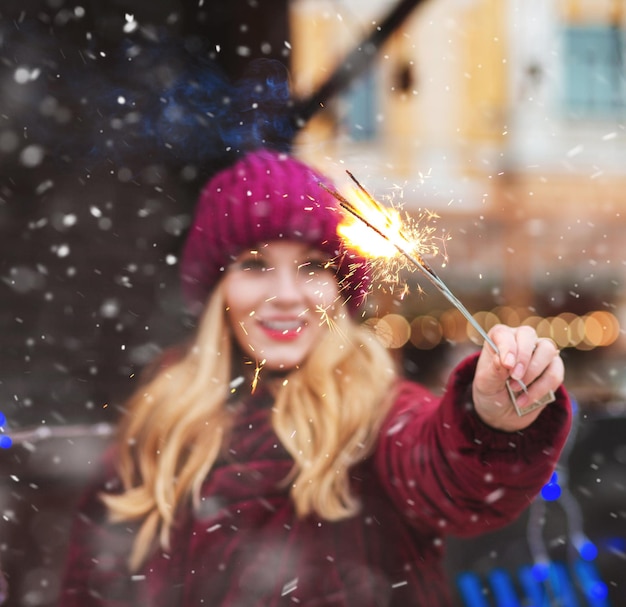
[102,283,398,571]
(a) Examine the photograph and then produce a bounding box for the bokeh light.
[399,307,619,351]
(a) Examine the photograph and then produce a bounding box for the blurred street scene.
[1,0,625,605]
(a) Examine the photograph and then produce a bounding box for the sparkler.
[251,358,266,394]
[321,172,542,417]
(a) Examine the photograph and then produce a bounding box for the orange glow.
[367,314,411,349]
[583,314,604,348]
[398,308,620,352]
[382,314,412,348]
[587,311,620,346]
[410,316,443,350]
[440,309,467,342]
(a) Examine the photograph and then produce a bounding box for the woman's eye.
[304,259,337,274]
[236,258,268,272]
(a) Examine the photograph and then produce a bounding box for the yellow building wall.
[458,0,507,145]
[289,0,346,158]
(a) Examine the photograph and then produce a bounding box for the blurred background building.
[0,0,625,605]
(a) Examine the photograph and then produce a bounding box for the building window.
[341,70,378,141]
[561,24,626,118]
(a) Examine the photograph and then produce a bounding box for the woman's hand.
[472,324,564,432]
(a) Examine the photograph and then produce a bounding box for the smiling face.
[223,241,340,372]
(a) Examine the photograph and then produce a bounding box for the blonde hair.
[103,286,397,570]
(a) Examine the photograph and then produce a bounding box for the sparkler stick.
[321,175,545,417]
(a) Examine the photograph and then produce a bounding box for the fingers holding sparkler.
[493,325,539,383]
[473,325,564,432]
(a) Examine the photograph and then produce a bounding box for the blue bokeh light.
[531,562,550,582]
[587,580,609,600]
[0,436,12,449]
[579,540,598,562]
[540,472,561,501]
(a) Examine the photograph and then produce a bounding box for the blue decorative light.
[548,562,580,607]
[0,411,11,449]
[604,536,625,553]
[579,540,599,562]
[488,569,521,607]
[456,572,489,607]
[530,561,550,582]
[540,472,562,501]
[574,559,609,605]
[519,565,547,605]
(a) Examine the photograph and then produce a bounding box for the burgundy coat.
[58,354,571,606]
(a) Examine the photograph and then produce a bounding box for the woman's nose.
[271,265,306,305]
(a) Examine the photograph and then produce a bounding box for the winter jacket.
[57,353,571,606]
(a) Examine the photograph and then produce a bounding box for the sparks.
[315,303,348,340]
[322,171,531,415]
[322,173,447,295]
[316,304,334,329]
[251,358,266,394]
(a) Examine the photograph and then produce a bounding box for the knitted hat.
[180,148,370,314]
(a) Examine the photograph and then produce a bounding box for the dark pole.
[289,0,430,129]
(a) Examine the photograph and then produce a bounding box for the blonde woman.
[58,148,571,606]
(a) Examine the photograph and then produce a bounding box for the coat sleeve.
[374,352,572,538]
[57,448,139,607]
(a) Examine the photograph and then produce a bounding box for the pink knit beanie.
[180,148,370,314]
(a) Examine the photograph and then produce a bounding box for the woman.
[58,148,571,606]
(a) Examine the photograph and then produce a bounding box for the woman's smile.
[257,316,306,341]
[223,241,339,371]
